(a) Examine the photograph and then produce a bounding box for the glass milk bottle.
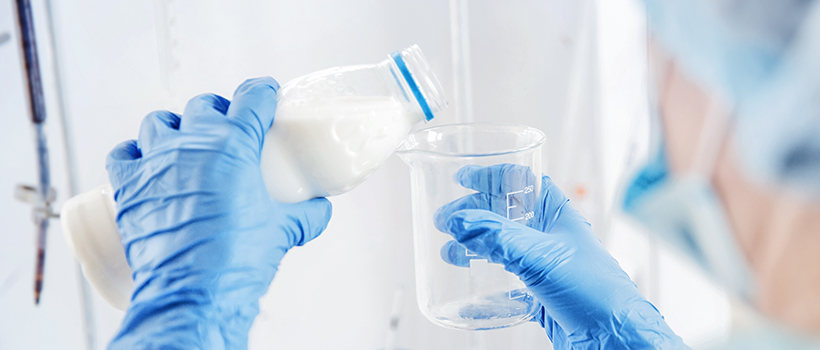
[263,44,448,202]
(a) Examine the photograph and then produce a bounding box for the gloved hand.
[105,77,332,350]
[435,164,688,350]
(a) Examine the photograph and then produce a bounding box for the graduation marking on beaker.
[506,187,534,223]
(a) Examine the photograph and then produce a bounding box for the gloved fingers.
[137,110,181,155]
[105,140,141,190]
[107,140,142,161]
[180,93,231,131]
[276,197,333,247]
[443,209,549,268]
[226,77,280,151]
[456,164,537,196]
[434,192,493,232]
[439,240,478,267]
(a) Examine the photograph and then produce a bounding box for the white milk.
[60,45,447,310]
[61,97,425,310]
[261,96,423,203]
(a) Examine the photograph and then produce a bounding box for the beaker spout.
[395,139,419,165]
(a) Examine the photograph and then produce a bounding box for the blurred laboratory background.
[0,0,733,349]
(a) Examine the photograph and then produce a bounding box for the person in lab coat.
[104,0,820,349]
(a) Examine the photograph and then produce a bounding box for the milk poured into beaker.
[261,96,423,203]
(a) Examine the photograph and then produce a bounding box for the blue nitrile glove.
[435,164,688,350]
[105,77,332,350]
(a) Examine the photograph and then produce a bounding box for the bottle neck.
[378,61,423,124]
[379,45,449,123]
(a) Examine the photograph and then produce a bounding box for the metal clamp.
[15,184,59,219]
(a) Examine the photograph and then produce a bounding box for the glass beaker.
[396,123,546,330]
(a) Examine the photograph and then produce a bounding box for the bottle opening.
[390,45,449,122]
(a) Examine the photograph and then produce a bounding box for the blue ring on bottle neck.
[390,51,434,121]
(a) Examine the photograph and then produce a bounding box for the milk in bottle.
[60,45,448,309]
[261,46,447,202]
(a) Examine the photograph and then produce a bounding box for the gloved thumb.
[274,197,333,247]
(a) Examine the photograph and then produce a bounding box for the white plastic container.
[61,45,448,309]
[61,184,133,310]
